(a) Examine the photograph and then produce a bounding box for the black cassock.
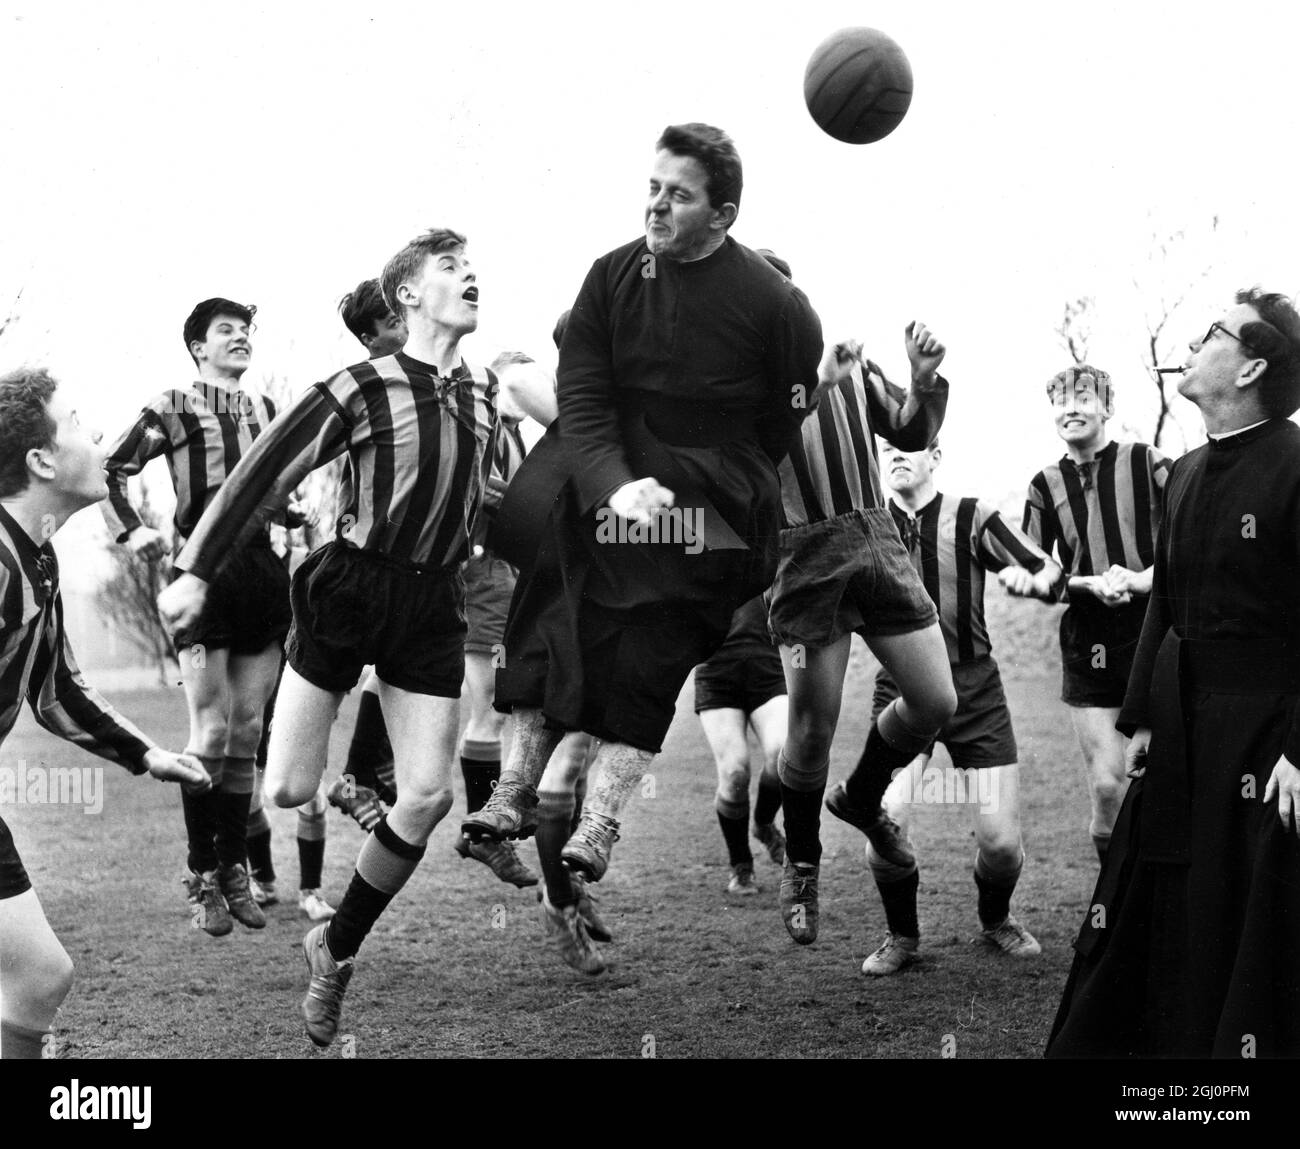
[1048,418,1300,1058]
[491,236,822,752]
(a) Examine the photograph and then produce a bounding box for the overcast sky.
[3,0,1298,577]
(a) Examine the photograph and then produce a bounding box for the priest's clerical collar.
[1208,418,1269,442]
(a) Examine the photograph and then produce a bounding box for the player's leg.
[535,732,606,972]
[970,763,1039,955]
[215,643,283,928]
[296,785,335,921]
[328,671,395,826]
[0,889,73,1059]
[699,707,758,893]
[246,767,277,905]
[177,642,234,935]
[1069,706,1127,862]
[263,664,345,808]
[452,648,537,886]
[747,693,788,865]
[777,635,852,944]
[862,752,927,975]
[561,737,655,880]
[462,707,564,842]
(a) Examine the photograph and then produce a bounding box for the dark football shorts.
[0,814,32,900]
[174,538,292,656]
[873,655,1018,770]
[694,595,787,713]
[768,508,938,647]
[1059,599,1146,708]
[287,541,466,698]
[462,552,517,656]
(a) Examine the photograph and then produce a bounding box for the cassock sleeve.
[758,287,823,463]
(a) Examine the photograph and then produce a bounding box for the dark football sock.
[246,827,275,883]
[346,690,393,795]
[0,1019,48,1060]
[183,755,224,873]
[460,738,501,814]
[1092,833,1110,864]
[715,794,752,866]
[779,783,824,866]
[325,818,425,961]
[536,789,577,908]
[297,807,326,890]
[754,765,782,826]
[571,771,588,835]
[877,869,921,937]
[975,851,1023,929]
[214,757,255,869]
[845,723,919,811]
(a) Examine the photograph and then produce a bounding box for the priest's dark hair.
[657,123,742,218]
[0,366,58,498]
[1238,287,1300,418]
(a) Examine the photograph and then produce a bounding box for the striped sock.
[325,817,425,961]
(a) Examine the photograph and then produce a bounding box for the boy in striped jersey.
[104,298,290,935]
[159,229,496,1047]
[859,439,1060,974]
[768,326,957,946]
[1022,366,1169,862]
[0,367,209,1059]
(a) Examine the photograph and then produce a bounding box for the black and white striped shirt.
[103,382,278,545]
[0,505,153,771]
[1023,441,1170,593]
[473,419,526,553]
[178,352,497,581]
[779,364,948,527]
[890,493,1053,665]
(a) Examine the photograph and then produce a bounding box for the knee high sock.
[845,704,935,811]
[215,757,256,869]
[975,850,1024,929]
[535,789,577,908]
[346,690,395,801]
[876,869,921,938]
[499,708,564,790]
[326,817,426,961]
[460,738,501,814]
[584,744,656,821]
[1,1019,48,1060]
[297,808,327,890]
[715,793,752,866]
[246,774,274,881]
[183,755,224,874]
[778,750,827,866]
[754,760,782,827]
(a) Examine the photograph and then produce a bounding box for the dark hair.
[380,228,468,319]
[183,298,256,366]
[656,123,742,216]
[0,366,58,498]
[489,350,534,374]
[1236,287,1300,418]
[339,278,394,345]
[552,309,571,350]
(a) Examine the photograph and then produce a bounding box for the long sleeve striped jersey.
[177,352,498,582]
[0,505,154,771]
[779,363,948,527]
[472,419,526,552]
[102,382,278,545]
[889,492,1054,665]
[1022,440,1170,599]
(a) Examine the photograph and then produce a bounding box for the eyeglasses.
[1200,322,1257,355]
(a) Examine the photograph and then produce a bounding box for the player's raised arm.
[864,321,950,451]
[101,398,182,562]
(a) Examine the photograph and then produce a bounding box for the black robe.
[491,235,822,748]
[1048,418,1300,1058]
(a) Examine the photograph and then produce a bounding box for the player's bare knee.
[977,834,1022,872]
[22,947,75,1015]
[266,775,314,808]
[716,759,750,799]
[397,786,454,831]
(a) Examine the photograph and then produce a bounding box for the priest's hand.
[607,477,675,527]
[1263,755,1300,834]
[1125,728,1151,779]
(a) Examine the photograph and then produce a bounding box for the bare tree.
[1133,215,1220,452]
[0,285,25,342]
[1055,295,1095,365]
[97,487,177,684]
